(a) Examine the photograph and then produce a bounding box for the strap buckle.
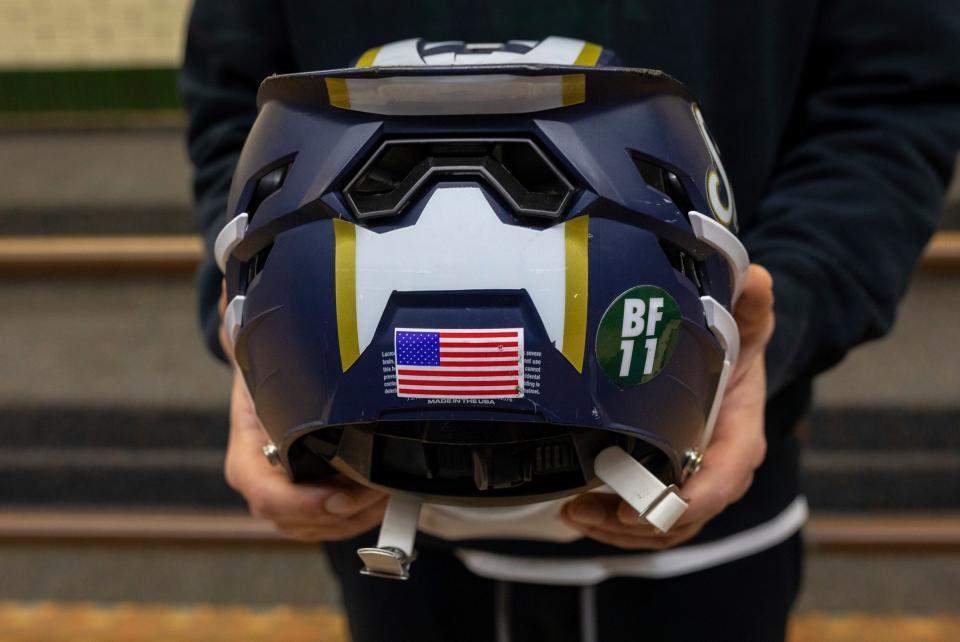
[358,547,417,580]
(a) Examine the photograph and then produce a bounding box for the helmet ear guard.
[217,37,750,580]
[698,294,741,448]
[689,211,749,305]
[214,212,248,273]
[222,295,246,347]
[693,215,748,449]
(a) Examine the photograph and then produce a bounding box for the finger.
[218,279,235,362]
[220,324,234,363]
[673,357,766,529]
[563,493,618,527]
[224,406,287,493]
[275,497,388,532]
[563,500,705,549]
[576,523,704,550]
[563,494,661,537]
[673,434,757,527]
[239,469,329,522]
[699,354,768,454]
[563,495,702,542]
[229,367,261,432]
[734,265,774,340]
[244,463,388,521]
[240,471,382,524]
[733,265,775,372]
[319,476,389,516]
[225,414,385,523]
[275,499,387,542]
[611,500,706,544]
[318,502,387,541]
[573,525,675,551]
[226,370,388,522]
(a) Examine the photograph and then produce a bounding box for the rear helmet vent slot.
[344,139,576,221]
[246,163,290,221]
[243,242,274,292]
[631,154,695,216]
[660,239,705,295]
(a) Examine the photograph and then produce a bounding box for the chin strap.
[358,447,686,580]
[593,446,688,532]
[357,494,422,580]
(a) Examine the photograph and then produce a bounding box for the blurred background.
[0,1,957,640]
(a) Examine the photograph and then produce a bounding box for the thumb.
[732,264,774,374]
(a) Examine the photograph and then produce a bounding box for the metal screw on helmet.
[262,442,281,466]
[682,449,704,478]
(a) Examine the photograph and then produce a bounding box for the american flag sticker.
[394,328,524,399]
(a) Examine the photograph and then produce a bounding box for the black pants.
[324,532,804,642]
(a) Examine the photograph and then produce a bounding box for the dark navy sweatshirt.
[180,0,960,555]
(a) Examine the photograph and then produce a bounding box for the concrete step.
[800,450,960,510]
[0,448,241,509]
[0,129,194,236]
[0,279,231,411]
[0,235,204,277]
[1,406,227,450]
[806,408,960,451]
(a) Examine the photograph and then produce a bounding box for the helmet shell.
[219,44,742,505]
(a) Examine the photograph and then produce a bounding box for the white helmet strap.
[592,446,688,532]
[357,494,422,580]
[357,446,687,580]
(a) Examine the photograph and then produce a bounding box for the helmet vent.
[344,139,575,220]
[245,161,291,222]
[534,442,576,473]
[660,239,705,295]
[243,242,274,292]
[631,154,695,217]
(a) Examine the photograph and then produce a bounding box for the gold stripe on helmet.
[562,215,589,372]
[325,78,351,109]
[573,42,602,66]
[355,46,382,68]
[333,218,360,370]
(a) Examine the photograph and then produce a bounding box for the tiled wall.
[0,0,190,69]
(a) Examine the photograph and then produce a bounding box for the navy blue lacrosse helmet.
[216,37,748,575]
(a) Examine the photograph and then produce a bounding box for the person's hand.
[561,264,775,549]
[220,282,387,542]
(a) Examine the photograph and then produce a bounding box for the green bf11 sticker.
[596,285,682,386]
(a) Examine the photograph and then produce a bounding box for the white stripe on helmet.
[353,186,568,357]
